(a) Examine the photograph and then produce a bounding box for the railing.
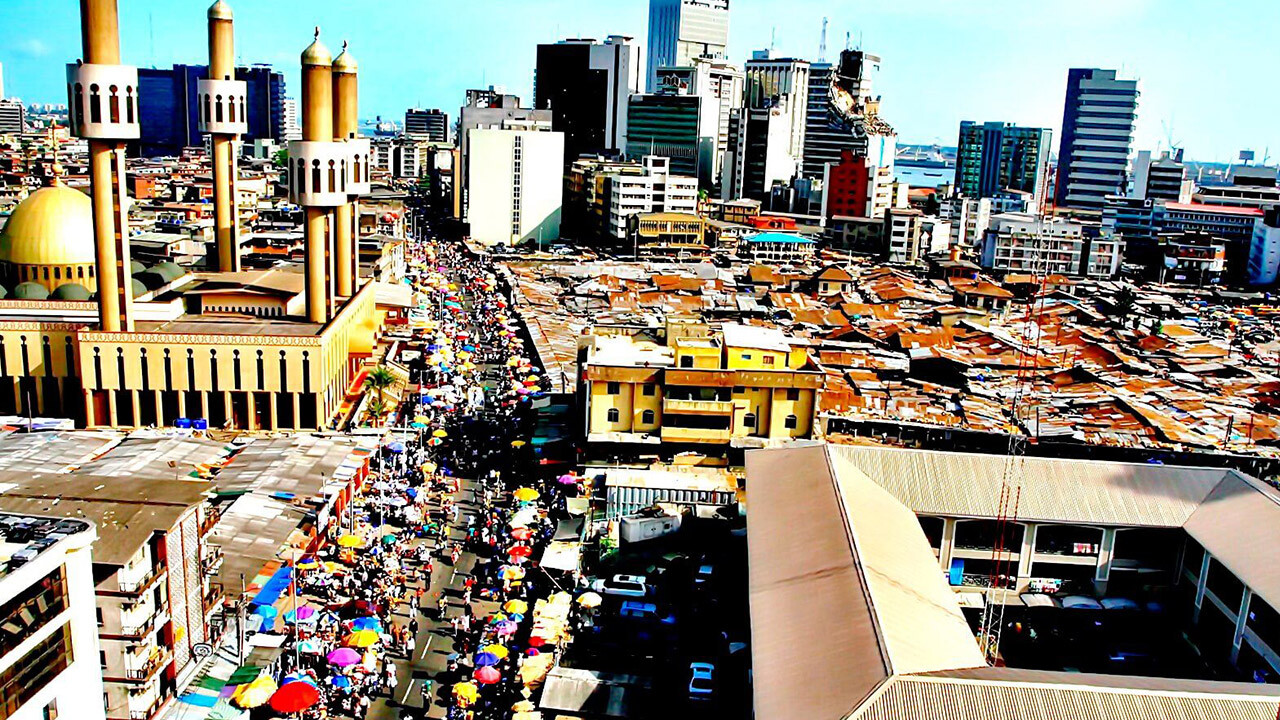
[118,609,162,639]
[117,562,166,594]
[127,689,174,720]
[122,649,171,682]
[660,426,732,443]
[663,398,734,415]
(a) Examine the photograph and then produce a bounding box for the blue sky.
[2,0,1278,162]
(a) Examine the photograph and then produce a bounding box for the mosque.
[0,0,382,431]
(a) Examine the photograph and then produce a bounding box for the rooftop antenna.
[770,27,776,54]
[148,11,155,68]
[818,17,828,63]
[845,31,851,51]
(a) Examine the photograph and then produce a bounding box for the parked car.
[688,662,715,700]
[618,601,659,620]
[694,563,714,587]
[592,574,649,598]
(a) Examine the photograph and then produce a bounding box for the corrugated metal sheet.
[853,674,1280,720]
[1183,471,1280,613]
[830,443,1229,528]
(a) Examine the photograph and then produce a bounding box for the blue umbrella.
[352,616,383,632]
[386,441,406,454]
[252,604,278,619]
[474,652,501,667]
[328,675,352,688]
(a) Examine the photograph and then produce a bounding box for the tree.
[363,366,396,396]
[273,147,288,168]
[1107,286,1138,328]
[365,397,390,419]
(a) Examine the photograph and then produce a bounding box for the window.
[763,356,775,366]
[743,412,756,429]
[641,384,656,396]
[679,356,694,368]
[606,408,620,423]
[741,353,751,360]
[786,389,800,401]
[0,567,67,657]
[606,382,620,395]
[0,622,73,719]
[641,410,655,425]
[784,414,798,430]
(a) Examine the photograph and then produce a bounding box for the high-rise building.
[135,63,286,156]
[625,94,710,182]
[1131,149,1191,202]
[725,52,810,201]
[467,128,565,246]
[744,52,809,157]
[1055,68,1139,210]
[645,0,730,93]
[405,108,448,142]
[651,56,742,188]
[535,36,640,165]
[803,50,895,179]
[0,99,23,133]
[954,121,1052,208]
[458,90,553,221]
[605,155,699,240]
[280,97,301,141]
[1248,207,1280,286]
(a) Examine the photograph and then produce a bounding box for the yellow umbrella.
[506,357,520,367]
[503,599,528,614]
[296,559,320,570]
[511,440,527,448]
[337,534,364,548]
[513,487,540,502]
[322,561,343,574]
[233,674,277,708]
[513,700,536,712]
[500,566,526,581]
[432,428,448,438]
[345,629,380,647]
[453,681,479,705]
[414,415,429,423]
[480,644,510,659]
[421,461,438,474]
[576,592,603,608]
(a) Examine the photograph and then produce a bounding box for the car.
[688,662,715,700]
[592,574,649,598]
[694,564,714,587]
[618,601,659,620]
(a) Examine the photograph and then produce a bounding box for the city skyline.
[2,0,1279,163]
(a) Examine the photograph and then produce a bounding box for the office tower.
[1055,68,1139,210]
[535,36,640,164]
[744,52,809,164]
[467,128,565,246]
[458,90,553,220]
[625,94,711,182]
[954,121,1052,208]
[1131,149,1191,202]
[405,107,448,141]
[0,99,22,133]
[280,97,301,140]
[803,49,895,178]
[651,56,742,188]
[646,0,730,92]
[136,63,286,156]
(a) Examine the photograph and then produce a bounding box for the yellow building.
[630,212,708,260]
[581,323,823,460]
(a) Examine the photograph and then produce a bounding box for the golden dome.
[208,0,233,21]
[0,186,97,267]
[302,28,332,66]
[332,42,358,73]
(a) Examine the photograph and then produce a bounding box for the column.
[1094,527,1117,596]
[1194,552,1212,624]
[1232,589,1253,666]
[1017,523,1037,583]
[938,518,957,574]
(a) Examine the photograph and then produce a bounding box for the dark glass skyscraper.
[136,63,285,157]
[954,121,1052,207]
[1055,68,1139,210]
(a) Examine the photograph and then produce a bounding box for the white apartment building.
[279,98,300,142]
[940,196,992,249]
[467,128,565,247]
[884,207,924,264]
[0,514,103,720]
[981,213,1117,279]
[744,52,809,165]
[606,155,698,239]
[1248,209,1280,286]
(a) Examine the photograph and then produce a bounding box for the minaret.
[331,42,362,299]
[202,0,247,272]
[292,29,337,323]
[68,0,139,332]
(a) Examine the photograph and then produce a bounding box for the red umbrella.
[507,545,532,559]
[474,666,501,685]
[270,681,320,713]
[510,527,533,541]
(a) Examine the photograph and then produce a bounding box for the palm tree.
[363,366,396,396]
[1107,286,1138,328]
[365,397,390,420]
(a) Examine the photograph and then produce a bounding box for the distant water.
[896,161,955,190]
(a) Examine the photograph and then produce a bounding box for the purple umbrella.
[473,652,501,667]
[327,647,361,667]
[557,474,577,485]
[493,620,518,635]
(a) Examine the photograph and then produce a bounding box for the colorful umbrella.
[345,629,380,647]
[327,648,361,666]
[510,527,533,540]
[576,592,602,608]
[329,675,352,688]
[284,606,317,624]
[513,487,539,502]
[479,644,509,659]
[503,599,528,614]
[493,620,518,635]
[432,428,448,438]
[297,639,322,654]
[499,566,526,581]
[233,675,277,708]
[351,616,382,632]
[507,545,532,559]
[337,534,364,548]
[381,533,398,545]
[270,680,320,713]
[453,681,479,705]
[474,666,501,685]
[510,440,527,448]
[280,671,316,687]
[557,474,577,485]
[473,651,501,667]
[252,604,278,619]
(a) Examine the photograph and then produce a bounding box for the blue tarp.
[252,565,294,607]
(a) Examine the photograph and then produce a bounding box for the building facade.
[135,64,285,157]
[645,0,730,93]
[466,128,565,247]
[981,213,1101,278]
[535,36,640,165]
[1132,149,1190,202]
[624,93,710,181]
[1055,68,1139,210]
[404,108,448,142]
[954,121,1052,208]
[606,156,698,241]
[802,50,895,180]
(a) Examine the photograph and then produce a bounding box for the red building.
[823,149,871,219]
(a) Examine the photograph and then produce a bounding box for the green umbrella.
[381,534,397,545]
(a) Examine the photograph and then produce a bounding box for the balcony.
[128,688,174,720]
[104,647,172,685]
[661,426,731,444]
[663,398,734,415]
[116,562,166,595]
[117,609,167,640]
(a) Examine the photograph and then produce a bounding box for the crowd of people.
[232,235,587,719]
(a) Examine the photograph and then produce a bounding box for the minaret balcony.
[345,138,371,197]
[66,62,141,141]
[197,79,248,135]
[288,140,351,207]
